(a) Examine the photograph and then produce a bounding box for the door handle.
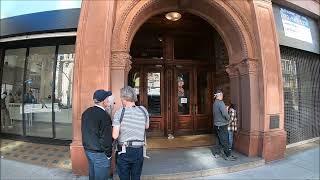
[192,104,197,113]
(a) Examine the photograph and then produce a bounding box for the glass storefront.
[1,44,75,140]
[55,45,74,139]
[1,48,26,135]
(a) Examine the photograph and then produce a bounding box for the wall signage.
[280,8,313,44]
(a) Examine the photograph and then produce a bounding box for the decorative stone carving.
[226,64,239,78]
[111,51,132,71]
[237,58,259,75]
[112,0,256,61]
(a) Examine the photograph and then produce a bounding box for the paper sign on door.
[181,98,188,104]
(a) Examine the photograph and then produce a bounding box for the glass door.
[194,69,213,133]
[174,67,194,134]
[128,67,164,136]
[25,46,55,138]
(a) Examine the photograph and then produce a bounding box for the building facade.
[0,0,319,175]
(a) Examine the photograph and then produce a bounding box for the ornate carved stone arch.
[111,0,257,65]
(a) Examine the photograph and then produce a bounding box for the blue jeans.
[85,150,111,180]
[215,125,231,157]
[228,130,233,149]
[117,147,144,180]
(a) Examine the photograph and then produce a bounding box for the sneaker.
[224,155,237,161]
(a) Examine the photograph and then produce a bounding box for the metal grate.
[280,46,320,144]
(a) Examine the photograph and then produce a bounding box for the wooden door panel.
[175,116,193,130]
[195,115,212,132]
[174,68,194,134]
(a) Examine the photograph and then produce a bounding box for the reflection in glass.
[177,73,189,115]
[197,71,208,114]
[147,72,161,115]
[25,46,55,138]
[1,48,26,135]
[55,45,75,140]
[129,72,140,105]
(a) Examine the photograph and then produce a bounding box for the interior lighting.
[165,12,182,21]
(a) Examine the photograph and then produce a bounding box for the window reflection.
[25,46,55,138]
[1,45,75,140]
[129,72,140,105]
[197,71,208,114]
[1,48,26,135]
[147,72,161,115]
[55,45,75,140]
[177,73,189,115]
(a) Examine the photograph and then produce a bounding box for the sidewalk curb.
[139,159,265,180]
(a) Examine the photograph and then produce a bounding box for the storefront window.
[1,48,26,135]
[1,43,75,140]
[54,45,75,140]
[25,46,55,138]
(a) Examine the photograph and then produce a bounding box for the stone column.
[235,0,286,161]
[226,64,241,128]
[233,58,262,157]
[70,0,116,175]
[110,51,132,111]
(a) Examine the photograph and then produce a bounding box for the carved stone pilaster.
[226,64,239,78]
[111,51,132,73]
[236,58,259,75]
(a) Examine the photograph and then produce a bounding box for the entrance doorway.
[129,12,229,136]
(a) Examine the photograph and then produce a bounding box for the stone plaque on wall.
[270,115,280,129]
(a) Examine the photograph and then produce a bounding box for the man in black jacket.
[82,89,113,180]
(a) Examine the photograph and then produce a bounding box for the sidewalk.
[1,140,319,179]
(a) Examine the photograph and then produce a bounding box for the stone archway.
[71,0,286,175]
[109,0,261,156]
[111,0,256,64]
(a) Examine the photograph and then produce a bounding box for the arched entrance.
[71,0,286,175]
[128,12,230,137]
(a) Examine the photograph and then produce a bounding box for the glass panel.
[1,48,26,135]
[197,71,208,114]
[25,46,55,137]
[130,31,163,59]
[128,71,140,105]
[147,72,161,115]
[54,45,75,140]
[177,72,190,115]
[174,36,209,60]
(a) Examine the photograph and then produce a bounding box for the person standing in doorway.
[112,86,149,180]
[213,89,236,161]
[81,89,113,180]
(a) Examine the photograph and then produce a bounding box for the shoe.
[224,155,237,161]
[213,153,220,158]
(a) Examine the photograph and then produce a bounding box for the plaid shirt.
[228,108,237,132]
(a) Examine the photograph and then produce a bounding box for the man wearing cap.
[81,89,113,180]
[213,89,236,161]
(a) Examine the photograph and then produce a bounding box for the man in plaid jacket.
[228,104,237,150]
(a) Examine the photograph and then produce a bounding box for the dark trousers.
[116,147,144,180]
[85,150,111,180]
[215,125,231,157]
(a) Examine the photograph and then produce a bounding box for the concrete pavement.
[1,140,319,179]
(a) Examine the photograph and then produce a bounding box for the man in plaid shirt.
[228,104,237,150]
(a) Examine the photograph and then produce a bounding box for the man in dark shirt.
[213,89,236,161]
[82,89,113,180]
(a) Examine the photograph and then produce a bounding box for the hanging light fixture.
[165,12,182,21]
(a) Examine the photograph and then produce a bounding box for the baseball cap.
[93,89,112,102]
